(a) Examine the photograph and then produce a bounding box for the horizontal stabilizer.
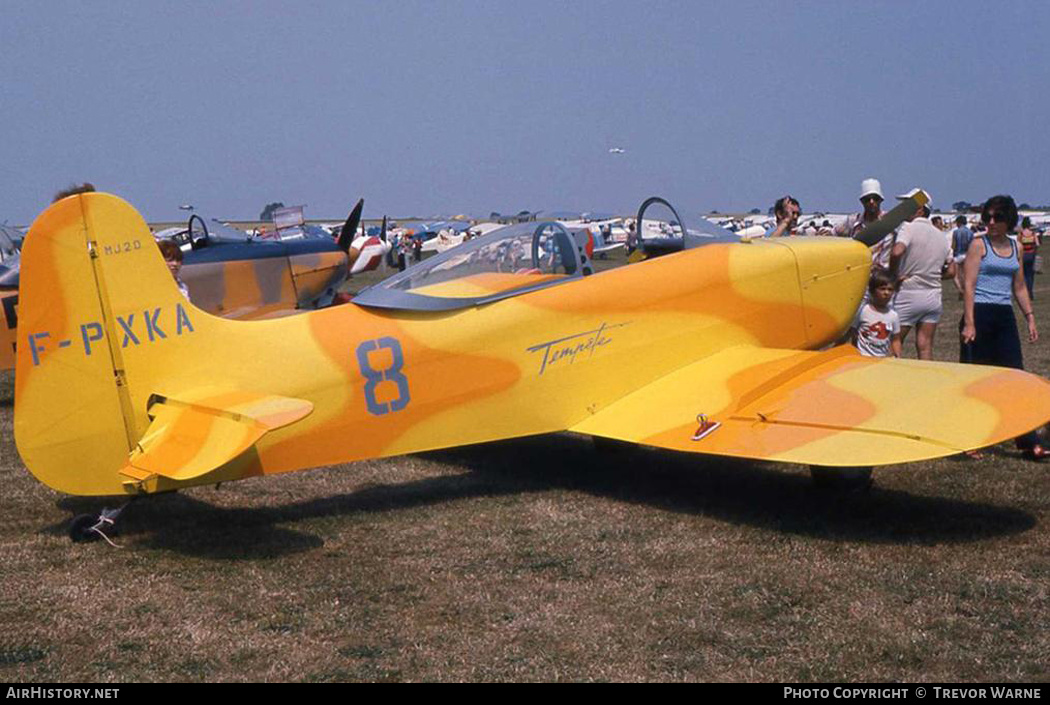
[121,389,313,483]
[572,345,1050,467]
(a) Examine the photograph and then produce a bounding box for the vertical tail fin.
[15,193,200,495]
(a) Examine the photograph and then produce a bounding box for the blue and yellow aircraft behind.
[0,199,382,370]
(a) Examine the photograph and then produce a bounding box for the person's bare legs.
[915,321,937,360]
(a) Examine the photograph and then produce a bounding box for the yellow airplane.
[14,192,1050,541]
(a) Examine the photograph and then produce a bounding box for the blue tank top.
[974,238,1018,305]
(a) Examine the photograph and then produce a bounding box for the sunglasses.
[982,211,1005,224]
[861,195,883,204]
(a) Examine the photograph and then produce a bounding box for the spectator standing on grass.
[951,215,974,296]
[889,189,954,360]
[626,221,638,255]
[765,195,800,237]
[1018,216,1040,300]
[850,268,901,358]
[836,178,892,267]
[836,179,885,238]
[960,195,1046,460]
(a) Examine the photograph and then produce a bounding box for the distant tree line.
[260,202,285,221]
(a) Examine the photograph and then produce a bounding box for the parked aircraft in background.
[0,224,23,370]
[15,192,1050,542]
[0,200,370,371]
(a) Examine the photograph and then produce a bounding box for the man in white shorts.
[889,189,955,360]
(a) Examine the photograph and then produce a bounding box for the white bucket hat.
[859,178,884,201]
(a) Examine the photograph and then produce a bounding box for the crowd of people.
[786,180,1049,461]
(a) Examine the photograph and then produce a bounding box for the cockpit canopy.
[352,197,739,312]
[634,196,738,255]
[353,221,594,311]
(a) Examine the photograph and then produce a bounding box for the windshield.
[275,223,334,242]
[353,221,586,311]
[158,216,253,249]
[635,197,738,247]
[192,217,252,243]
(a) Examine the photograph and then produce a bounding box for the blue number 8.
[356,337,411,415]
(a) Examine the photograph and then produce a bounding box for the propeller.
[854,190,929,247]
[336,198,365,252]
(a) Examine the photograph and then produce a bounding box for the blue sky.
[2,1,1048,224]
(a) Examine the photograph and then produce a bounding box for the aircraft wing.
[120,389,313,484]
[571,345,1050,466]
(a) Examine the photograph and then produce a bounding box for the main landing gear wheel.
[810,466,874,491]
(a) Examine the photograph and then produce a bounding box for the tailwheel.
[810,466,874,492]
[69,514,102,543]
[67,502,134,546]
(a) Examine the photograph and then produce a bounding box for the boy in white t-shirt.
[851,268,901,358]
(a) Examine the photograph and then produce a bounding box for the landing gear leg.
[69,499,137,545]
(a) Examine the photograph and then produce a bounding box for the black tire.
[69,514,101,543]
[810,466,874,491]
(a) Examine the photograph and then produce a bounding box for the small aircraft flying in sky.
[14,192,1050,541]
[609,147,626,154]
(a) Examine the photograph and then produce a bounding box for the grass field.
[1,255,1048,682]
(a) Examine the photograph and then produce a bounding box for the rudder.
[15,193,201,495]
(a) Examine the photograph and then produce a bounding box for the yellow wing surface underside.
[572,345,1050,466]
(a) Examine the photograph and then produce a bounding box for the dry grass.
[1,256,1049,682]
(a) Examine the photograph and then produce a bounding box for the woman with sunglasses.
[960,195,1046,459]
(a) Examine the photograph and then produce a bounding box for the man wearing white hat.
[889,189,955,360]
[835,178,891,266]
